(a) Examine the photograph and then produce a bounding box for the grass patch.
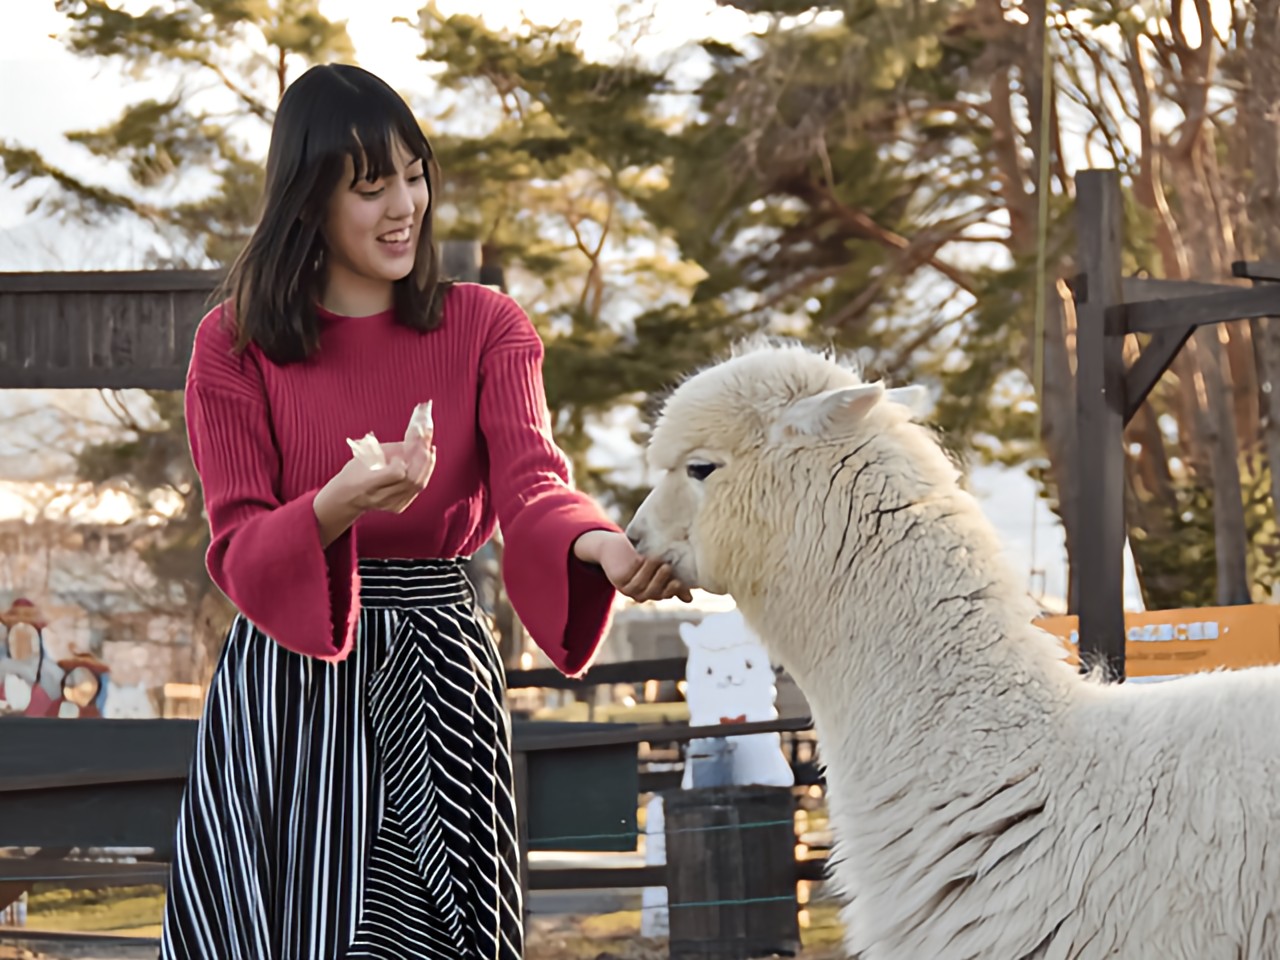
[24,884,165,936]
[801,901,845,949]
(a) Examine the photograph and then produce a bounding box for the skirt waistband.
[357,558,473,609]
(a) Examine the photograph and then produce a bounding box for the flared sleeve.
[477,292,620,677]
[185,306,360,661]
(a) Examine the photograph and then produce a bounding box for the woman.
[161,63,688,960]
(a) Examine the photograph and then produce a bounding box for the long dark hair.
[219,63,451,364]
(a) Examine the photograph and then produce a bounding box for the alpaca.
[102,681,158,720]
[641,609,795,937]
[625,341,1280,960]
[679,609,794,789]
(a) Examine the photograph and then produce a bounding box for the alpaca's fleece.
[627,341,1280,960]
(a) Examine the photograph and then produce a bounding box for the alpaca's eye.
[687,462,718,481]
[745,660,753,669]
[706,667,713,675]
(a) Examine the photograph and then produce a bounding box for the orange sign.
[1035,605,1280,678]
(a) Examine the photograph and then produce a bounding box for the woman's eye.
[686,462,718,481]
[359,189,384,199]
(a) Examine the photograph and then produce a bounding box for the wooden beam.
[1121,276,1240,299]
[507,656,689,690]
[0,859,169,884]
[1073,170,1127,681]
[0,780,188,852]
[525,858,828,891]
[517,715,813,752]
[1117,277,1235,421]
[0,717,196,787]
[0,766,189,793]
[0,270,220,294]
[0,851,833,890]
[1124,327,1196,425]
[1116,286,1280,335]
[1232,260,1280,283]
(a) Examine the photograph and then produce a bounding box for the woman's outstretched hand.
[573,530,693,604]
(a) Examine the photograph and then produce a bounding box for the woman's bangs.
[344,107,433,187]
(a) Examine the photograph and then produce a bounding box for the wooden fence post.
[664,784,799,960]
[441,238,482,281]
[1073,170,1128,681]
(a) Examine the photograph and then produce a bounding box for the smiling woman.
[162,62,689,960]
[218,65,446,363]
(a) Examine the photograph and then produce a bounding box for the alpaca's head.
[627,341,931,596]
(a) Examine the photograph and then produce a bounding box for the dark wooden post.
[1073,170,1128,681]
[663,784,799,960]
[441,238,482,281]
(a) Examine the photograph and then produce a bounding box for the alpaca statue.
[640,609,795,936]
[626,340,1280,960]
[679,609,795,789]
[102,681,158,720]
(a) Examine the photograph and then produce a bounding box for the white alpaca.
[679,610,795,789]
[640,610,795,937]
[626,340,1280,960]
[103,682,158,720]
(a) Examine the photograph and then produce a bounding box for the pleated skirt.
[159,558,524,960]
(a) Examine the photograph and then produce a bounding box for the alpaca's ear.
[773,383,886,439]
[885,384,929,418]
[678,621,698,649]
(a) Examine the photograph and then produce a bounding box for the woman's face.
[322,136,430,288]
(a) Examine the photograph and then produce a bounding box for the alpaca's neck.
[739,431,1075,790]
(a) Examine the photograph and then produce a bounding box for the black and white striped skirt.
[160,558,523,960]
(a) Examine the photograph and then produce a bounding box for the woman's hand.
[574,530,693,604]
[314,423,436,545]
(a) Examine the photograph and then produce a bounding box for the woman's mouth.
[378,227,413,255]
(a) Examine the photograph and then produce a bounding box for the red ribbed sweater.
[185,282,621,676]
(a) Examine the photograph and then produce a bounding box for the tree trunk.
[1188,330,1252,603]
[1243,0,1280,545]
[1040,285,1080,609]
[1123,400,1193,607]
[990,0,1082,605]
[1161,80,1252,604]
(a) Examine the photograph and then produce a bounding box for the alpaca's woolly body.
[628,342,1280,959]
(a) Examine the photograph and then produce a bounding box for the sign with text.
[1035,605,1280,677]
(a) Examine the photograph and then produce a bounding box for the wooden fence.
[0,658,826,908]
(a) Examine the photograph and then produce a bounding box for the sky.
[0,0,1147,611]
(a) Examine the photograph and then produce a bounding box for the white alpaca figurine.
[679,610,795,789]
[627,339,1280,960]
[103,682,158,720]
[641,611,795,937]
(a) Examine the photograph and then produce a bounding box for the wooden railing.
[0,658,825,906]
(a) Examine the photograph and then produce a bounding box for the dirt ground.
[525,906,847,960]
[12,885,850,960]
